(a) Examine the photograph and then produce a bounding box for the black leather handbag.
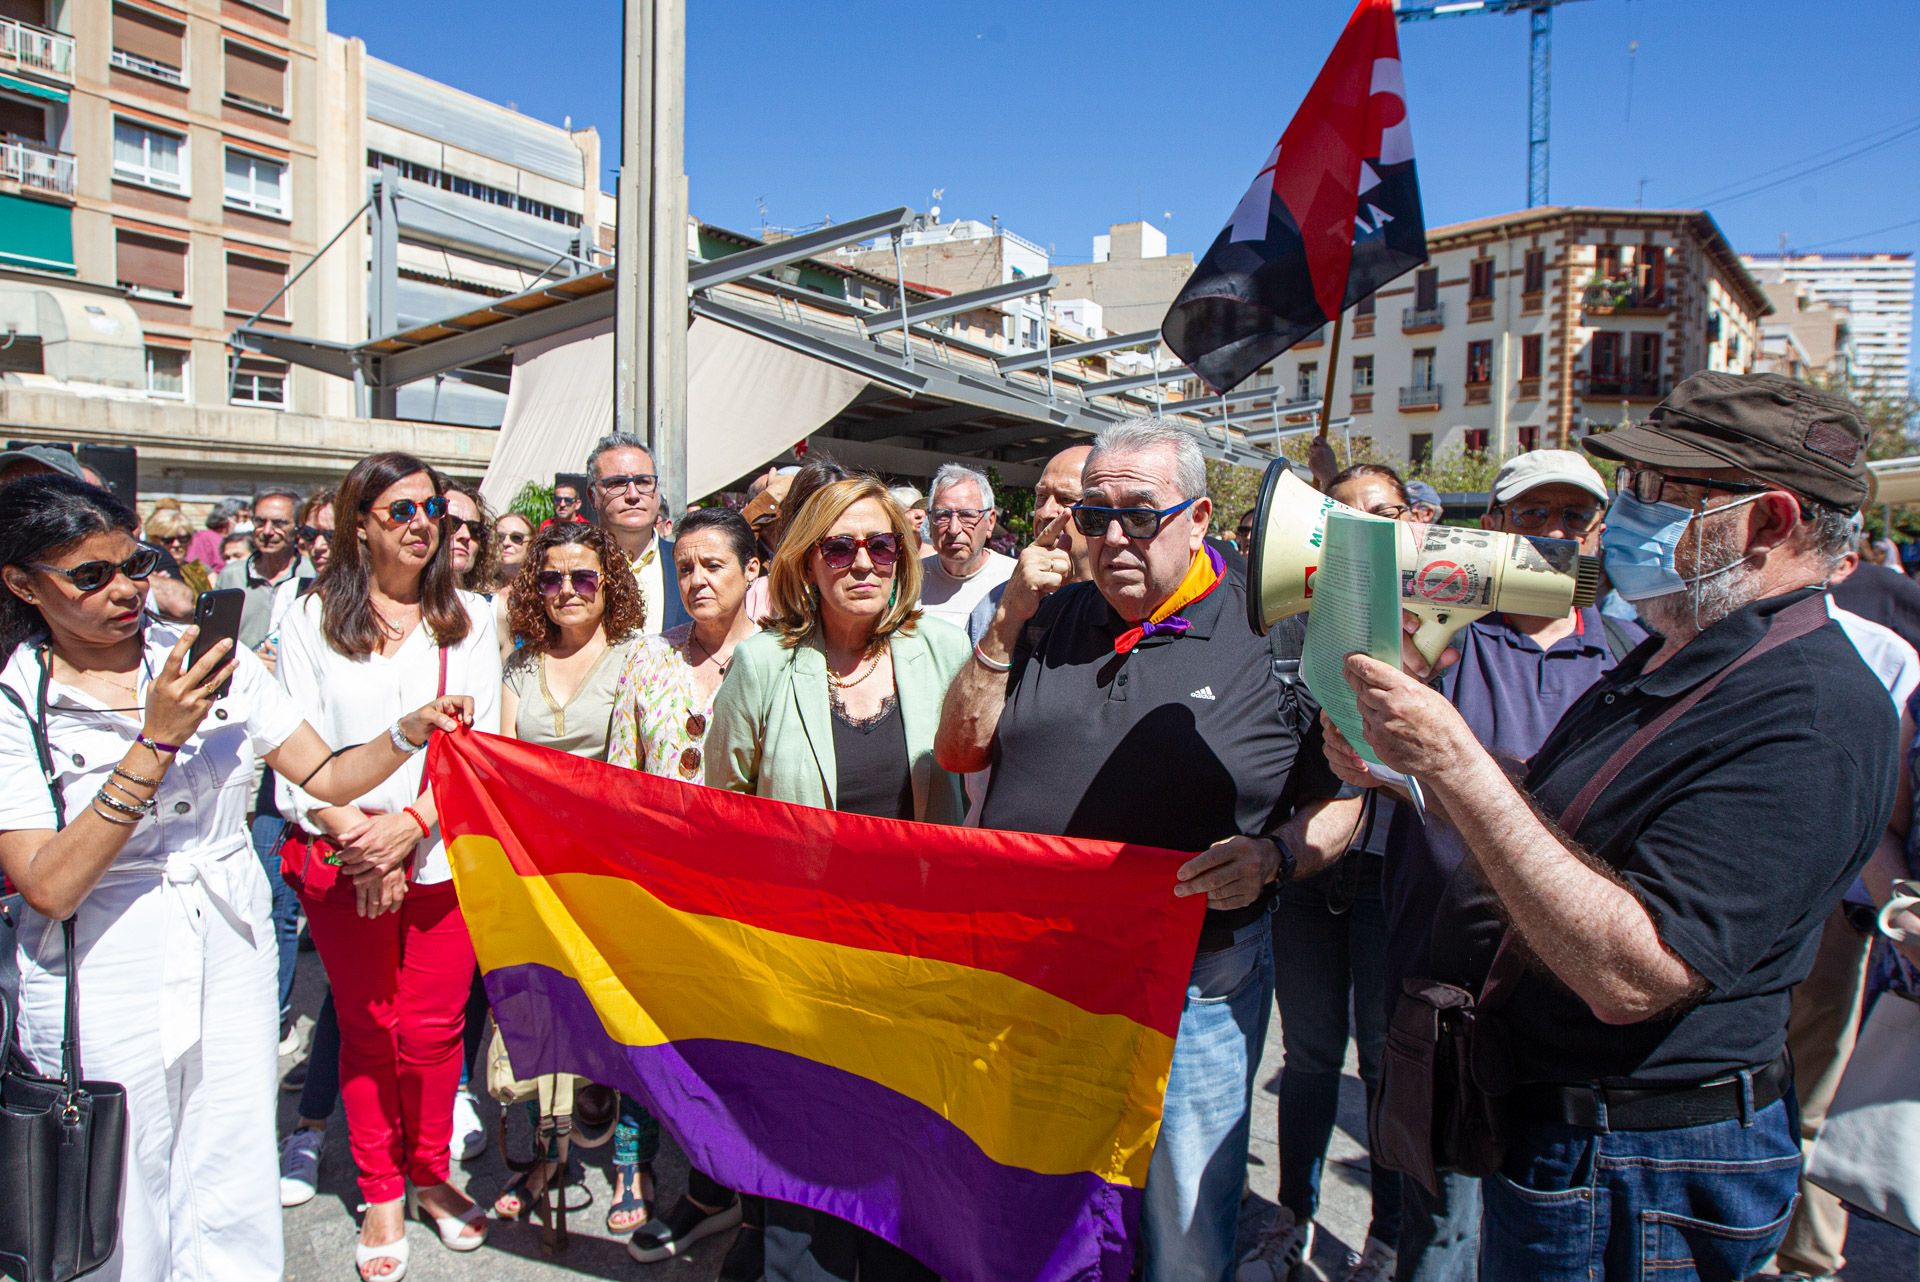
[0,658,128,1282]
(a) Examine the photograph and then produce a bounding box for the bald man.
[966,443,1093,643]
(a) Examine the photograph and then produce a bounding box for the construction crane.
[1394,0,1595,209]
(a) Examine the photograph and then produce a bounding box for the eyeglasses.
[929,507,990,527]
[553,493,581,507]
[816,533,903,569]
[159,533,191,547]
[31,545,162,593]
[1365,503,1414,520]
[537,568,601,597]
[1069,497,1198,540]
[677,712,708,779]
[499,530,530,546]
[372,496,448,524]
[447,517,487,540]
[595,474,659,495]
[1614,465,1775,508]
[254,517,295,531]
[1500,502,1602,534]
[297,525,333,543]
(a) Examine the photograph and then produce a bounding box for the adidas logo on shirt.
[1189,686,1217,701]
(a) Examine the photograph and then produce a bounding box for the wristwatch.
[1268,834,1298,885]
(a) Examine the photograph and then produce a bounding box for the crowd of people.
[0,367,1917,1282]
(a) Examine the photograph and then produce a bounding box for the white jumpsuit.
[0,629,302,1282]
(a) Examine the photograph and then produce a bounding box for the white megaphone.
[1245,460,1601,665]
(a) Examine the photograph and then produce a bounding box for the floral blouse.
[607,624,718,781]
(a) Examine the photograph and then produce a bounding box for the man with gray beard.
[1320,373,1898,1282]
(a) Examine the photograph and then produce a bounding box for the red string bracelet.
[402,806,430,839]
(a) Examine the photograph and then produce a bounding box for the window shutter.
[227,253,286,317]
[224,43,285,111]
[117,231,187,296]
[113,4,184,67]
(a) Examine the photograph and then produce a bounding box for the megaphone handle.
[1410,616,1463,667]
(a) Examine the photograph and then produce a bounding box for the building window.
[110,4,186,84]
[1470,258,1495,301]
[0,94,48,144]
[1592,331,1623,381]
[1523,248,1545,294]
[226,252,288,319]
[1633,332,1662,386]
[116,230,188,301]
[1520,334,1543,379]
[1519,425,1540,451]
[224,148,288,216]
[145,345,187,398]
[223,41,287,116]
[1412,348,1436,389]
[1414,268,1438,311]
[1464,428,1490,453]
[1296,362,1318,400]
[112,118,187,193]
[1354,292,1375,318]
[1466,340,1493,385]
[365,151,584,228]
[1595,244,1622,279]
[1352,354,1374,391]
[1409,432,1433,464]
[229,356,286,407]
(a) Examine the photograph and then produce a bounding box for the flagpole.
[1317,310,1345,439]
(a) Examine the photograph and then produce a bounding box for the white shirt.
[918,550,1014,631]
[0,623,303,869]
[1829,597,1920,710]
[631,533,667,635]
[274,591,502,883]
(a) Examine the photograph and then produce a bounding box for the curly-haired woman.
[493,521,647,1218]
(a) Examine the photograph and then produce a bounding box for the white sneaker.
[278,1128,324,1207]
[1237,1207,1316,1282]
[450,1088,486,1162]
[1342,1237,1396,1282]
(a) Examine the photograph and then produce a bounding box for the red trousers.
[301,879,475,1204]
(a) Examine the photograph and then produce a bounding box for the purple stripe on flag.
[486,961,1140,1282]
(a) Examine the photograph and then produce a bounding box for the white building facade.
[1741,252,1914,397]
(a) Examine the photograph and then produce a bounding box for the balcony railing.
[1,138,77,197]
[1400,383,1443,409]
[1402,303,1444,331]
[1587,374,1665,399]
[111,47,185,85]
[0,17,74,81]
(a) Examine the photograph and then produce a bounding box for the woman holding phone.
[0,474,472,1282]
[274,452,502,1281]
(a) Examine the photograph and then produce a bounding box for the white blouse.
[274,591,501,884]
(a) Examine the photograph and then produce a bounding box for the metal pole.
[646,0,688,515]
[369,166,399,418]
[1317,310,1345,438]
[890,231,913,372]
[612,0,646,440]
[1527,3,1552,208]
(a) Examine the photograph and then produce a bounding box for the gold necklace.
[827,651,880,689]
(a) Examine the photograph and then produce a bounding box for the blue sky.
[331,0,1918,288]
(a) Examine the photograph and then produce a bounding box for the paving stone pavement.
[278,948,1916,1281]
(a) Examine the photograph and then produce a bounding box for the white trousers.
[16,849,283,1282]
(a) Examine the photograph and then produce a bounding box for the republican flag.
[430,729,1206,1282]
[1162,0,1428,393]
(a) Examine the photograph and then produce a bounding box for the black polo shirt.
[978,575,1339,951]
[1431,588,1898,1086]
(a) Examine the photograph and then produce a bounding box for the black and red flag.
[1162,0,1427,394]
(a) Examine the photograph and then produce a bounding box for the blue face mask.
[1600,490,1765,602]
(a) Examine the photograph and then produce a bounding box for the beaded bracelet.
[403,806,431,839]
[93,788,152,819]
[112,765,161,788]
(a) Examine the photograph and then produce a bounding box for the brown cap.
[1583,371,1870,510]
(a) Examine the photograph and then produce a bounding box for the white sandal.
[406,1185,489,1252]
[354,1233,410,1282]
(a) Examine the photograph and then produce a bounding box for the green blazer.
[706,616,971,825]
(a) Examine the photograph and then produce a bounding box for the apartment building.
[1246,207,1770,464]
[1053,220,1194,336]
[842,214,1053,352]
[1754,278,1854,387]
[1742,251,1914,397]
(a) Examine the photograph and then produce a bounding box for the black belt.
[1508,1052,1792,1133]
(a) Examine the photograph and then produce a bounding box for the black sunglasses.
[297,525,332,543]
[371,496,448,524]
[817,533,903,569]
[1069,498,1198,540]
[447,517,487,540]
[537,568,601,597]
[31,545,163,593]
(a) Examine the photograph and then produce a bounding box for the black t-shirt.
[1831,561,1920,655]
[1432,588,1899,1085]
[978,575,1339,950]
[831,695,914,821]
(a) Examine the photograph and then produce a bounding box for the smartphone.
[187,589,245,699]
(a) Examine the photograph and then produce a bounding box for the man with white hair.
[1326,373,1898,1282]
[918,462,1014,628]
[936,418,1363,1281]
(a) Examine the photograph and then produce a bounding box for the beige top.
[504,636,639,761]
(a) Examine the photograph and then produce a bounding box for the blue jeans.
[250,813,297,1022]
[1395,1170,1479,1282]
[1142,913,1275,1282]
[299,990,342,1123]
[1481,1094,1802,1282]
[1272,858,1400,1245]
